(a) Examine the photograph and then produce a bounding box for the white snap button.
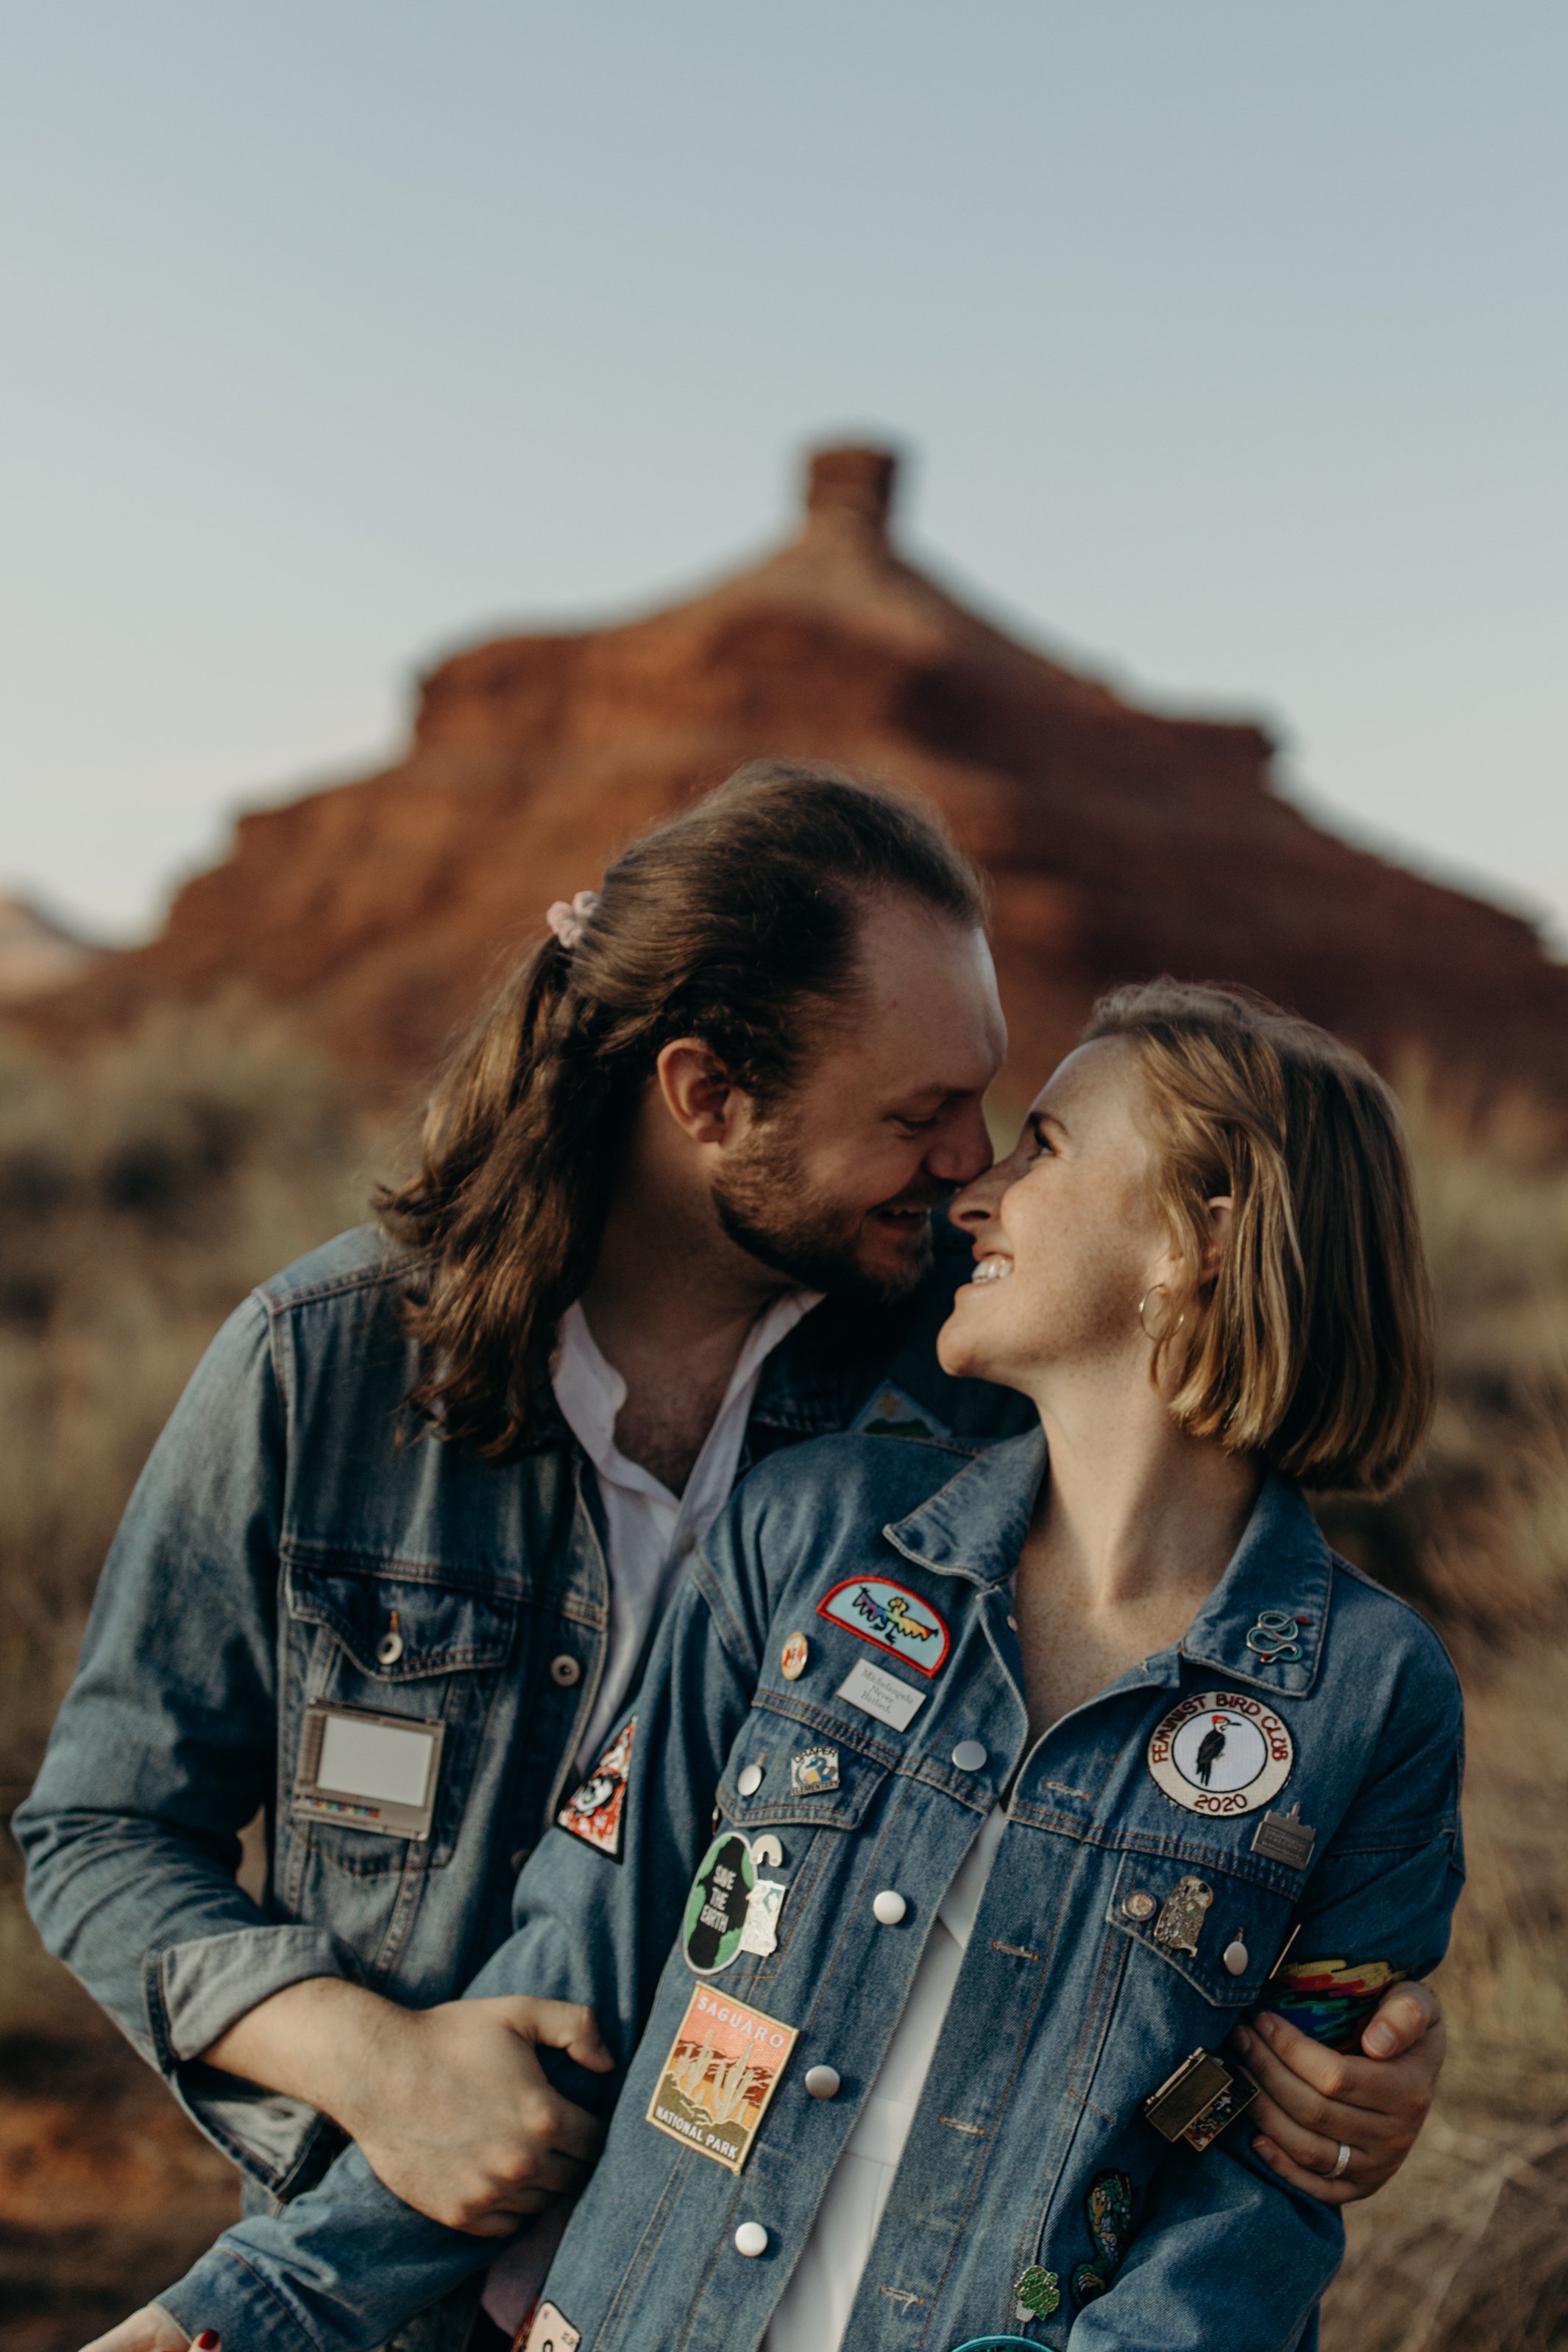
[549,1654,581,1687]
[1223,1939,1249,1976]
[375,1628,405,1666]
[1007,1614,1018,1631]
[734,2222,769,2258]
[951,1740,988,1772]
[873,1889,907,1926]
[804,2065,841,2100]
[737,1764,764,1796]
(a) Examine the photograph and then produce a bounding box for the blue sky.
[2,1,1564,944]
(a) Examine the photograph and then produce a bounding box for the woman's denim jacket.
[155,1428,1465,2352]
[15,1223,1029,2202]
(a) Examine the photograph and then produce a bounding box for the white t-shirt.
[762,1805,1007,2352]
[482,1285,820,2334]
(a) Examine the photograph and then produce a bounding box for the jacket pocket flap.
[286,1559,518,1679]
[717,1721,892,1833]
[1107,1850,1297,2010]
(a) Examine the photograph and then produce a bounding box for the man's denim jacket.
[155,1429,1464,2352]
[15,1222,1029,2202]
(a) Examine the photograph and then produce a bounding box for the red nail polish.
[194,2331,221,2348]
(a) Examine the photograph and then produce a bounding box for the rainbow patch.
[1270,1956,1408,2050]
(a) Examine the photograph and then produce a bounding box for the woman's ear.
[1202,1195,1235,1281]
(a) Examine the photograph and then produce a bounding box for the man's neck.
[574,1166,797,1495]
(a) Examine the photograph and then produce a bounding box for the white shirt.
[482,1283,820,2335]
[762,1805,1008,2352]
[552,1289,820,1774]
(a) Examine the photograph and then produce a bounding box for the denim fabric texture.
[15,1220,1029,2201]
[155,1432,1465,2352]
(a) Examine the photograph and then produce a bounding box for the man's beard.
[712,1128,943,1306]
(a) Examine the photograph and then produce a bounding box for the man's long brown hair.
[378,762,985,1460]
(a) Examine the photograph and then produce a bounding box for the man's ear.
[655,1038,743,1147]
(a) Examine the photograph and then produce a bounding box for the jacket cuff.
[153,1923,353,2062]
[161,2245,319,2352]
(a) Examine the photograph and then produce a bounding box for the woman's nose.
[948,1166,1004,1232]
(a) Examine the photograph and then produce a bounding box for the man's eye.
[893,1115,940,1135]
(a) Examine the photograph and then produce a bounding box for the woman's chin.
[937,1297,1009,1385]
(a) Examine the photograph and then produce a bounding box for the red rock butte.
[26,444,1568,1105]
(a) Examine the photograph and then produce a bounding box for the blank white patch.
[317,1712,436,1807]
[837,1657,926,1732]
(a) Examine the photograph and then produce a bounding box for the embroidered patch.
[790,1743,840,1795]
[520,2304,580,2352]
[1146,1689,1293,1818]
[817,1576,951,1676]
[556,1717,635,1859]
[1012,2264,1060,2320]
[646,1984,798,2172]
[851,1382,953,1442]
[1272,1957,1410,2050]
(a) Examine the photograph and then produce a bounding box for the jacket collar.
[884,1437,1332,1695]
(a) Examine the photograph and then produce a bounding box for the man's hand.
[1229,1979,1444,2205]
[202,1979,614,2234]
[79,2304,200,2352]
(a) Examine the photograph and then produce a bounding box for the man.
[17,765,1443,2352]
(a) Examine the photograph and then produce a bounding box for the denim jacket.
[15,1222,1029,2201]
[155,1428,1464,2352]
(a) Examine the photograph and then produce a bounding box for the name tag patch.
[817,1576,950,1676]
[291,1701,445,1841]
[1146,1689,1294,1817]
[837,1656,926,1731]
[647,1985,798,2173]
[557,1718,636,1861]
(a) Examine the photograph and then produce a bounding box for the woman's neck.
[1012,1362,1264,1735]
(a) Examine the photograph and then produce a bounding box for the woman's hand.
[1229,1979,1444,2204]
[79,2306,202,2352]
[202,1979,614,2233]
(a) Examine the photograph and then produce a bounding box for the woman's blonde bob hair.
[1085,980,1436,1496]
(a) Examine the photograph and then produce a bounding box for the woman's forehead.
[1028,1035,1138,1124]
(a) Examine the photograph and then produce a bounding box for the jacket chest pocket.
[1107,1847,1299,2015]
[282,1555,519,1874]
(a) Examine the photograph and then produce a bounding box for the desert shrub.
[0,1001,383,1854]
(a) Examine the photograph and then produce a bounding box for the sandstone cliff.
[27,446,1568,1105]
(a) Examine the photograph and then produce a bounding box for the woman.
[135,980,1463,2352]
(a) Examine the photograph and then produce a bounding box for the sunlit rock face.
[24,444,1568,1108]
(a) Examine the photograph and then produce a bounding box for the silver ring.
[1329,2142,1352,2179]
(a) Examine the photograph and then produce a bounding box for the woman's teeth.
[972,1258,1013,1285]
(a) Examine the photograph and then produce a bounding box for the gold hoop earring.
[1138,1286,1185,1345]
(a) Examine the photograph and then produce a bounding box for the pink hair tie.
[545,890,600,950]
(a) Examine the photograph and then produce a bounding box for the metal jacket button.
[734,2222,769,2258]
[1123,1892,1156,1921]
[737,1764,764,1796]
[951,1739,987,1772]
[804,2065,841,2100]
[549,1655,581,1687]
[873,1889,907,1925]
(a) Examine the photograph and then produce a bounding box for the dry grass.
[2,1023,1568,2347]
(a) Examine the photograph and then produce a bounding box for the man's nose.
[924,1102,995,1189]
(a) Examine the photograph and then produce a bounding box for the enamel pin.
[1152,1875,1213,1956]
[790,1744,840,1795]
[1146,1689,1293,1818]
[521,2306,580,2352]
[1251,1802,1316,1869]
[1143,2048,1259,2150]
[817,1576,951,1676]
[555,1717,635,1860]
[647,1985,798,2173]
[1246,1608,1307,1664]
[851,1383,953,1442]
[780,1631,809,1682]
[1011,2266,1060,2323]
